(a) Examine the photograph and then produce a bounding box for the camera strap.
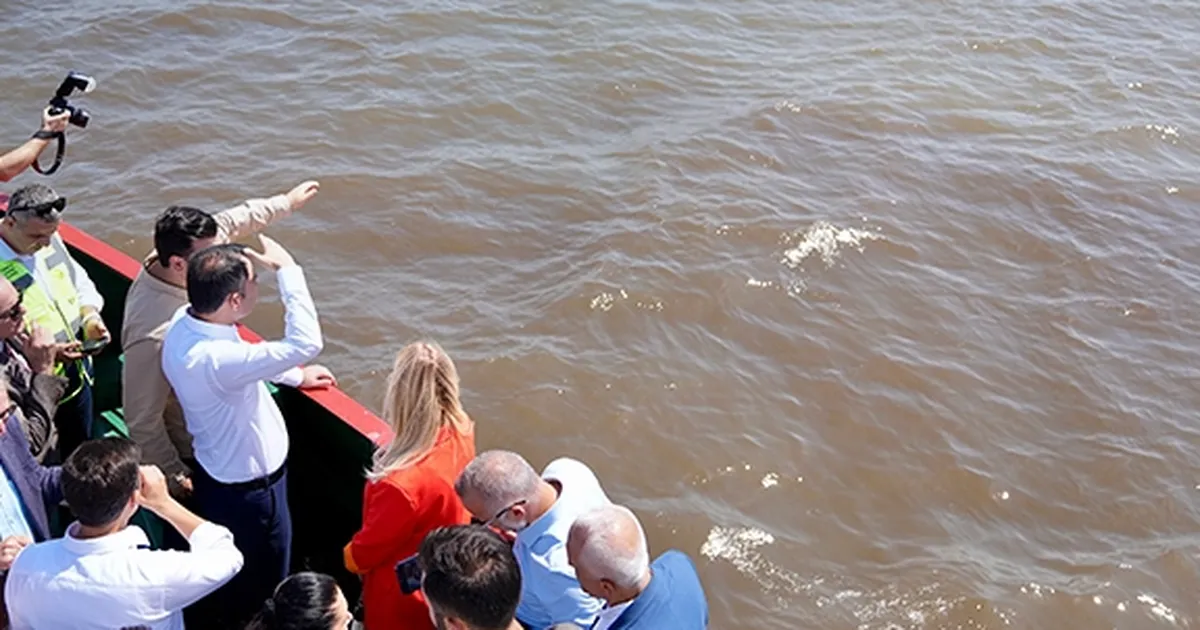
[30,131,66,176]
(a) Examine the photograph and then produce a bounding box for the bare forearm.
[0,138,51,182]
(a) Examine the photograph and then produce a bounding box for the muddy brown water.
[3,1,1200,627]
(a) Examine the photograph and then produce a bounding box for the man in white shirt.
[122,181,320,497]
[455,451,610,630]
[4,437,243,630]
[160,235,331,626]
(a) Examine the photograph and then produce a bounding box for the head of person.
[61,438,142,531]
[367,341,471,482]
[244,572,352,630]
[0,277,26,340]
[419,525,522,630]
[566,505,652,604]
[2,184,64,255]
[186,243,258,322]
[454,450,544,533]
[153,206,221,281]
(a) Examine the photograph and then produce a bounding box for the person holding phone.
[343,341,476,630]
[0,274,72,463]
[0,184,107,457]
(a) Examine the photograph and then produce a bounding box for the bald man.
[567,505,708,630]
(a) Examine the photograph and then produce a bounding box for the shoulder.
[650,550,706,600]
[542,457,598,483]
[365,473,419,508]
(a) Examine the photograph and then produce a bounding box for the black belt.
[210,462,287,491]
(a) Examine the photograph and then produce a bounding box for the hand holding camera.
[39,108,70,135]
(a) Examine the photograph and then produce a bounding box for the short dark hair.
[153,206,218,268]
[187,243,250,315]
[244,572,341,630]
[61,438,141,527]
[419,525,522,630]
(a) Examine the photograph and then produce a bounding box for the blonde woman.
[343,342,476,630]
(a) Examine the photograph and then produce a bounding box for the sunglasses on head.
[8,196,67,218]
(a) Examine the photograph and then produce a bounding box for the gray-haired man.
[0,184,108,456]
[455,450,610,630]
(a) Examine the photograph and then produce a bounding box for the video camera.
[48,71,96,129]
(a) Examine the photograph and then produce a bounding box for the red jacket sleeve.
[345,480,417,574]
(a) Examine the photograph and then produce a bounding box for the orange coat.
[344,424,475,630]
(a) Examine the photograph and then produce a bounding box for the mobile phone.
[80,337,108,356]
[395,553,422,595]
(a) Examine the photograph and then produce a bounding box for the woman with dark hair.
[244,572,354,630]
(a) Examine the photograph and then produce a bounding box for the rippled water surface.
[4,1,1200,627]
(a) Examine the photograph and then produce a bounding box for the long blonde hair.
[367,341,472,482]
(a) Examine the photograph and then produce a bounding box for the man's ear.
[168,255,188,274]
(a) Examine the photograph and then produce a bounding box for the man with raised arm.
[4,438,243,629]
[160,235,333,626]
[122,181,320,497]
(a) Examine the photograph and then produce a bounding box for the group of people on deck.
[0,107,709,629]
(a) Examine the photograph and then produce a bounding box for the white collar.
[179,306,241,340]
[61,522,150,556]
[594,600,634,630]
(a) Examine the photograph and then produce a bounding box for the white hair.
[455,450,542,513]
[570,505,650,589]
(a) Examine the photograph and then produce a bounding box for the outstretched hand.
[286,180,320,211]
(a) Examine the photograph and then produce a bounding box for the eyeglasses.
[1,294,23,321]
[8,196,67,218]
[470,499,528,527]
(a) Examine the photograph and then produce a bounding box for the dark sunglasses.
[8,196,67,218]
[1,294,22,321]
[469,499,528,527]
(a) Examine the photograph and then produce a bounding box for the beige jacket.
[120,194,293,478]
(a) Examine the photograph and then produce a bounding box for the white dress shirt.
[514,457,610,629]
[0,233,104,311]
[160,265,322,483]
[4,521,244,630]
[592,601,633,630]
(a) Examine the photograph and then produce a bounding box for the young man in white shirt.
[160,235,332,626]
[455,451,610,630]
[4,437,243,630]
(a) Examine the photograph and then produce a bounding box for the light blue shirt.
[0,461,34,539]
[513,458,610,630]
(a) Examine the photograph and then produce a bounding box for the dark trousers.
[52,360,93,458]
[188,463,292,627]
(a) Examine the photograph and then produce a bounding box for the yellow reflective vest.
[0,235,90,398]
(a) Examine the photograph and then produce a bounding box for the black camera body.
[48,72,96,129]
